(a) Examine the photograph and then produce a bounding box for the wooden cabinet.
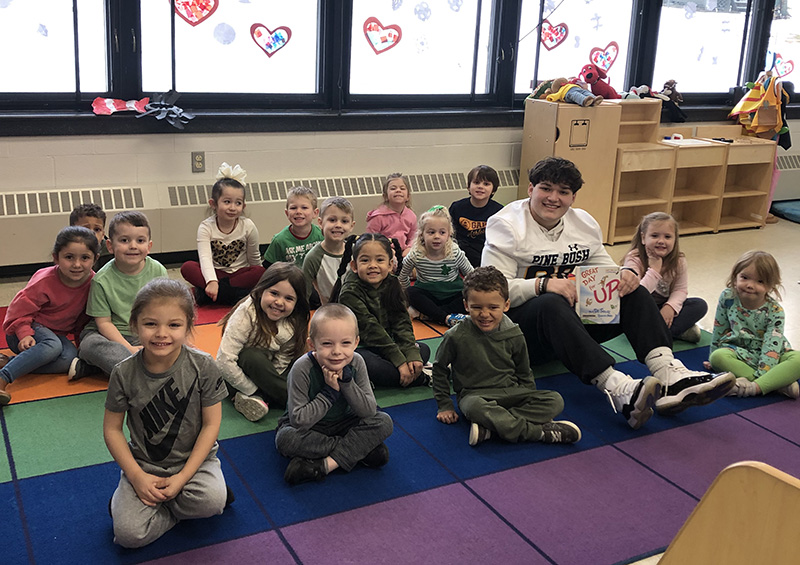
[616,98,662,144]
[695,125,776,232]
[667,141,727,235]
[518,98,621,241]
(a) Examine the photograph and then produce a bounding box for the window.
[0,0,107,93]
[515,0,634,95]
[653,0,750,93]
[140,1,320,94]
[766,0,797,97]
[349,0,494,95]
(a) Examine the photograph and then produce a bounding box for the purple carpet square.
[282,482,550,564]
[738,399,800,444]
[617,413,800,498]
[467,446,695,565]
[142,531,294,565]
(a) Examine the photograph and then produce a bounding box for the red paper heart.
[363,17,402,55]
[173,0,218,27]
[251,24,292,58]
[774,53,794,78]
[540,20,568,51]
[589,41,619,71]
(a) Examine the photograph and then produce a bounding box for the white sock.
[645,347,674,376]
[592,367,629,392]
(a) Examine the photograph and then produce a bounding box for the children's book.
[574,266,620,324]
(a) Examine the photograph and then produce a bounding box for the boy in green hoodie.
[432,266,581,446]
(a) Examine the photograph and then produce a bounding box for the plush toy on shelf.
[659,79,687,122]
[660,80,684,104]
[579,64,620,99]
[544,77,604,106]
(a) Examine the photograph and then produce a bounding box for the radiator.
[0,170,519,266]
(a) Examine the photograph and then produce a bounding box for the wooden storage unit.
[608,142,674,243]
[695,125,776,232]
[613,98,662,144]
[518,98,622,241]
[665,141,727,234]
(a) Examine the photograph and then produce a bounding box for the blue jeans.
[2,324,77,383]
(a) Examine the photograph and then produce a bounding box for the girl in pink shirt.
[366,173,417,257]
[1,226,99,404]
[622,212,707,343]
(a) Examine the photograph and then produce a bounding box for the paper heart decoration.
[251,24,292,58]
[173,0,218,27]
[540,20,568,51]
[364,17,402,54]
[589,41,619,71]
[774,53,794,77]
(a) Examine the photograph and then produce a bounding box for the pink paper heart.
[540,19,568,51]
[589,41,619,71]
[363,17,402,55]
[250,24,292,58]
[774,53,794,78]
[173,0,218,27]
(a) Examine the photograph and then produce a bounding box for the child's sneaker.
[360,442,390,468]
[468,422,491,446]
[67,358,102,381]
[654,361,735,415]
[284,457,326,485]
[446,313,467,327]
[733,377,759,398]
[677,325,702,343]
[778,381,800,399]
[225,485,236,508]
[407,306,421,320]
[604,376,661,430]
[0,389,10,406]
[233,392,269,422]
[541,420,582,443]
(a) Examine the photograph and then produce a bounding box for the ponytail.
[391,237,403,275]
[328,234,357,303]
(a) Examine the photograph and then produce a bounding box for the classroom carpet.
[2,308,799,565]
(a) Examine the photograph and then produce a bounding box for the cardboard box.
[575,266,620,324]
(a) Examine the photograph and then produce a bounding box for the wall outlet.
[192,151,205,173]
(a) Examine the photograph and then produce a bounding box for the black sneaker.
[655,361,735,416]
[468,422,491,446]
[541,420,582,444]
[225,485,235,507]
[68,358,102,381]
[284,457,326,485]
[360,443,390,468]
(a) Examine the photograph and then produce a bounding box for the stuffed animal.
[579,64,620,99]
[661,80,683,104]
[545,77,603,107]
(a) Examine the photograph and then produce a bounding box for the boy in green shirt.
[70,211,167,379]
[432,266,581,446]
[262,186,323,269]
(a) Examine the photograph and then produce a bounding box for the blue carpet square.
[0,481,30,564]
[220,423,454,528]
[388,396,604,480]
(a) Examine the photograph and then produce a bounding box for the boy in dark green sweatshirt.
[432,266,581,446]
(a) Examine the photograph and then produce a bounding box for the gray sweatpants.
[275,411,393,472]
[110,456,227,548]
[78,329,138,375]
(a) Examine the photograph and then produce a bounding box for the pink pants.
[180,262,265,291]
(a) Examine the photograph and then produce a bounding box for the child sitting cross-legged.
[432,266,581,446]
[275,303,393,485]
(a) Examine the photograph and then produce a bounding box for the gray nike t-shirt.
[105,346,228,474]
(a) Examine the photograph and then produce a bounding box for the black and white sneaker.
[604,376,661,430]
[541,421,582,444]
[67,358,102,381]
[468,422,491,446]
[654,360,735,416]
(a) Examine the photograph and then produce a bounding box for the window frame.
[0,0,796,137]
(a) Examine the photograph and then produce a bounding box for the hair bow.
[217,162,248,185]
[428,205,445,212]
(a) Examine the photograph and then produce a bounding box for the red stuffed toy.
[579,64,620,99]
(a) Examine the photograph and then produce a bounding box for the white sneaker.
[677,325,702,343]
[468,422,491,446]
[654,360,735,415]
[734,377,759,398]
[407,306,421,319]
[233,392,269,422]
[778,381,800,399]
[603,376,661,430]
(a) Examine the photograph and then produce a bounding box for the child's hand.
[398,363,414,387]
[660,304,676,328]
[158,474,189,500]
[647,254,663,274]
[126,343,144,355]
[18,336,36,350]
[131,472,169,507]
[408,360,423,379]
[437,410,458,424]
[205,281,219,302]
[322,366,341,391]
